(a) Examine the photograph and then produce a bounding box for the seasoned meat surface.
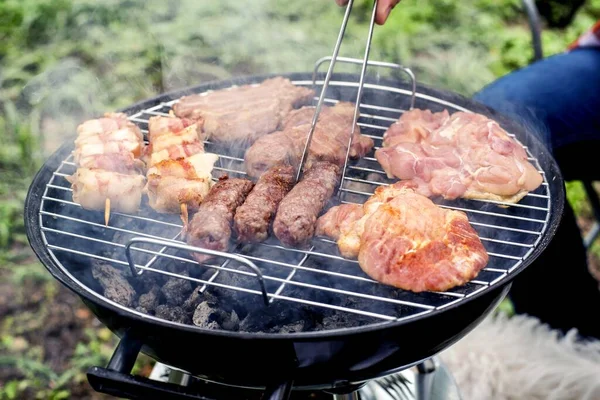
[244,102,374,179]
[273,161,340,248]
[375,108,544,203]
[145,115,205,167]
[315,203,364,241]
[172,77,314,145]
[233,164,295,243]
[185,177,254,263]
[317,182,489,292]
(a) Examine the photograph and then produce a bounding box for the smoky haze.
[18,0,553,334]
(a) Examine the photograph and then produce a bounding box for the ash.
[89,218,396,334]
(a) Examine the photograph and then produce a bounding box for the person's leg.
[473,48,600,339]
[474,47,600,180]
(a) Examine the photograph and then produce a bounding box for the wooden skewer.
[180,203,189,231]
[104,198,111,226]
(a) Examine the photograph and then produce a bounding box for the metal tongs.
[295,0,416,188]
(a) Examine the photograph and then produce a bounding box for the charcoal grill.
[23,3,564,397]
[24,68,564,398]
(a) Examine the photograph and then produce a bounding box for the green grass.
[1,0,599,398]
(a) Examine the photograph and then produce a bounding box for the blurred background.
[1,0,599,398]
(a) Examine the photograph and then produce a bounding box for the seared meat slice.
[185,177,255,263]
[315,203,364,241]
[375,109,544,203]
[244,102,374,179]
[317,182,488,293]
[233,164,295,243]
[172,77,314,145]
[273,161,340,248]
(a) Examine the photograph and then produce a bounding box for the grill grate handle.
[124,237,270,306]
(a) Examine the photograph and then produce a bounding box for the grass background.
[1,0,600,398]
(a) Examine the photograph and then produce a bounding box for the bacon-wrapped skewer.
[143,115,218,228]
[68,112,147,224]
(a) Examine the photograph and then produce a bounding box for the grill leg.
[333,392,359,400]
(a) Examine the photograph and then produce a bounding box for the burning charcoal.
[138,284,161,312]
[208,271,265,318]
[238,302,315,333]
[192,296,240,331]
[134,270,166,293]
[91,261,136,307]
[155,305,189,324]
[274,321,306,334]
[221,310,240,331]
[182,286,205,313]
[135,306,149,314]
[161,272,193,306]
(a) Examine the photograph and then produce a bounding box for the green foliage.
[565,180,592,220]
[0,1,599,398]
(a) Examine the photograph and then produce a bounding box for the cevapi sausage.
[273,161,341,248]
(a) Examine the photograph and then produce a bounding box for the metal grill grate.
[38,76,552,325]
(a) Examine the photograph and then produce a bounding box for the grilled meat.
[143,115,218,214]
[67,168,146,214]
[273,161,340,248]
[69,112,147,215]
[375,108,544,203]
[185,177,255,263]
[317,182,489,292]
[172,77,314,145]
[76,112,134,138]
[144,153,219,213]
[145,115,205,167]
[233,164,295,243]
[244,102,374,179]
[315,203,364,241]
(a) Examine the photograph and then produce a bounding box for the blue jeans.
[473,48,600,339]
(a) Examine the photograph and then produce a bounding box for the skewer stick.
[105,198,111,226]
[180,203,189,231]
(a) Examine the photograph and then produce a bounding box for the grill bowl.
[24,72,564,389]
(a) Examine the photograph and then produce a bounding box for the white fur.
[438,312,600,400]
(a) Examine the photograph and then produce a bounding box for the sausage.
[272,161,341,248]
[233,164,295,243]
[185,177,254,263]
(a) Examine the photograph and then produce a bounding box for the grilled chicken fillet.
[316,182,489,292]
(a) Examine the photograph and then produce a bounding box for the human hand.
[335,0,401,25]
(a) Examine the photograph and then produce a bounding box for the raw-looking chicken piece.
[172,77,315,145]
[185,177,255,263]
[272,161,340,248]
[67,168,146,214]
[375,109,544,203]
[244,102,374,179]
[144,153,219,214]
[233,164,295,243]
[316,182,488,292]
